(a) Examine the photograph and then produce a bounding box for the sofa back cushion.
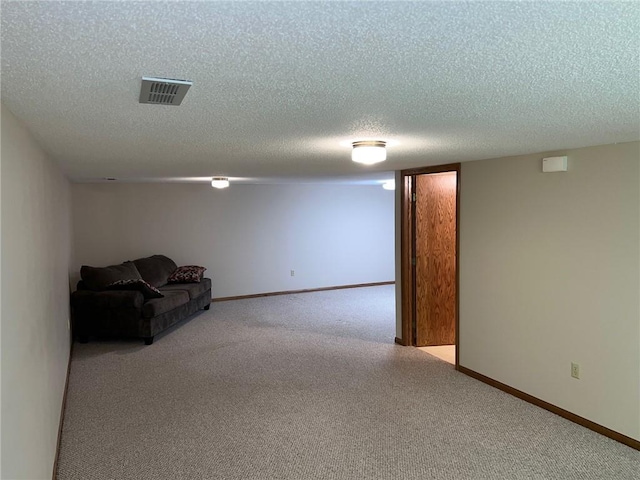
[132,255,178,288]
[80,261,142,291]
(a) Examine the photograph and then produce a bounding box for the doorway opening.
[399,164,460,367]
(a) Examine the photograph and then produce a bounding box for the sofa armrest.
[71,289,144,309]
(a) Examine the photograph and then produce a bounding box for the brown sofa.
[71,255,211,345]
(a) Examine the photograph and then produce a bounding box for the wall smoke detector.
[139,76,193,106]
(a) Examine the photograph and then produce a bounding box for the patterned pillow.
[106,279,164,299]
[167,266,206,284]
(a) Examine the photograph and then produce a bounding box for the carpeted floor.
[57,285,639,479]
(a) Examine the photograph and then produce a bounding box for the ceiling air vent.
[139,76,193,106]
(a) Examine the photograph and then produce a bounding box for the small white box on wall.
[542,156,568,172]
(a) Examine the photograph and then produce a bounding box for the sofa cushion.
[107,279,164,299]
[71,289,145,309]
[142,290,189,318]
[159,278,212,300]
[133,255,178,288]
[167,265,206,284]
[81,261,142,291]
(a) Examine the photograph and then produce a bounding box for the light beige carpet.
[57,285,639,479]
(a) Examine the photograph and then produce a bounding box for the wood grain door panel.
[415,172,457,346]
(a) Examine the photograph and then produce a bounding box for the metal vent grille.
[139,77,192,106]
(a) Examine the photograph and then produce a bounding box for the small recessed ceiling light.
[211,177,230,189]
[352,141,387,165]
[382,180,395,190]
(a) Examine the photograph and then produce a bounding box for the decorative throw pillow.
[167,266,206,284]
[106,279,164,299]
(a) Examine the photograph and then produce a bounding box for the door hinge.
[412,193,417,202]
[411,257,416,266]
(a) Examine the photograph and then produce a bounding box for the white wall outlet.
[571,362,580,379]
[290,270,295,277]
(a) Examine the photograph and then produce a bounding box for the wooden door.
[415,172,457,346]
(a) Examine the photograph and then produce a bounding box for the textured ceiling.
[1,1,639,184]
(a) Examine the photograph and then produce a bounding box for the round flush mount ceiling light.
[352,141,387,165]
[211,177,230,189]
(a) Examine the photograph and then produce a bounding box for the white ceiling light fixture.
[382,179,395,190]
[352,141,387,165]
[211,177,230,189]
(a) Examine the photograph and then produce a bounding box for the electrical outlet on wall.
[290,270,295,277]
[571,362,580,379]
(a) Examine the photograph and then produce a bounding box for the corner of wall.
[394,170,403,339]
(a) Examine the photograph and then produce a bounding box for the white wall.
[1,104,73,479]
[459,142,640,440]
[71,183,395,298]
